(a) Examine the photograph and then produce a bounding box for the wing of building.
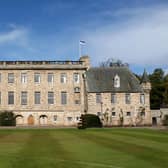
[0,56,152,126]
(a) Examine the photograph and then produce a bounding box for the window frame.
[73,73,80,83]
[74,87,80,93]
[96,93,102,104]
[21,73,27,84]
[21,91,27,105]
[126,111,131,117]
[48,73,54,83]
[111,93,116,104]
[48,91,54,104]
[125,93,131,104]
[61,91,67,105]
[67,117,72,121]
[8,91,14,105]
[34,91,41,104]
[112,112,116,117]
[8,73,14,83]
[34,73,41,83]
[53,115,57,122]
[60,73,67,83]
[140,93,145,104]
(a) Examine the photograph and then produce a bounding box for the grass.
[0,128,167,168]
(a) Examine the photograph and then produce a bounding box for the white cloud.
[82,5,168,67]
[0,26,28,46]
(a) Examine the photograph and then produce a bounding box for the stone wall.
[87,92,151,126]
[0,69,86,126]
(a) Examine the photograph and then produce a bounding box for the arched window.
[114,74,120,88]
[74,87,80,93]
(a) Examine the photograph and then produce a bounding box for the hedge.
[78,114,102,129]
[0,111,16,126]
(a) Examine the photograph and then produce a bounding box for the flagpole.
[79,40,86,57]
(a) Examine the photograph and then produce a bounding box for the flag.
[79,40,86,45]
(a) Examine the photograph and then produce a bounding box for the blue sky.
[0,0,168,74]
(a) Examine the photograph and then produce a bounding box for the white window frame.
[140,93,145,104]
[35,91,40,104]
[125,93,131,104]
[8,91,14,105]
[48,73,54,83]
[48,92,54,104]
[8,73,14,83]
[114,74,120,88]
[34,73,41,83]
[111,93,116,104]
[74,87,80,93]
[21,91,27,105]
[73,73,80,83]
[61,91,67,105]
[60,73,67,83]
[21,73,27,83]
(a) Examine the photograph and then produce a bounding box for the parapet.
[0,60,87,70]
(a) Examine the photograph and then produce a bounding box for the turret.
[140,69,151,93]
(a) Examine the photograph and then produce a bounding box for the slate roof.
[85,67,143,93]
[141,69,150,83]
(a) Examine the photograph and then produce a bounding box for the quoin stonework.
[0,56,152,126]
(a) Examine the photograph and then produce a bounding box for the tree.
[99,58,129,67]
[149,68,167,109]
[149,68,164,84]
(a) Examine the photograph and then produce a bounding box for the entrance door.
[39,115,48,125]
[16,116,24,125]
[152,117,157,125]
[28,115,34,125]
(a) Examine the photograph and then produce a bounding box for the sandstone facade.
[0,56,152,126]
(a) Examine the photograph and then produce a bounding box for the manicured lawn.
[0,128,167,168]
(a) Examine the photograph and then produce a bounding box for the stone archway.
[15,115,24,125]
[28,115,34,125]
[39,115,48,125]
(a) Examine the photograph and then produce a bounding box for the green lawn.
[0,128,167,168]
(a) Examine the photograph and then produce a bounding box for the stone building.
[0,56,152,126]
[151,108,168,125]
[85,67,151,126]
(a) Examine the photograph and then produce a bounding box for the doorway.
[28,115,34,125]
[152,117,157,126]
[39,115,48,125]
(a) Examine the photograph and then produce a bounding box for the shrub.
[77,114,102,129]
[162,115,168,126]
[0,111,16,126]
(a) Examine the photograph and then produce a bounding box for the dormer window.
[114,74,120,88]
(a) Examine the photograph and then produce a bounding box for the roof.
[141,69,150,83]
[85,67,143,93]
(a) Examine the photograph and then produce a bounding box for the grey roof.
[86,67,143,93]
[141,69,150,83]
